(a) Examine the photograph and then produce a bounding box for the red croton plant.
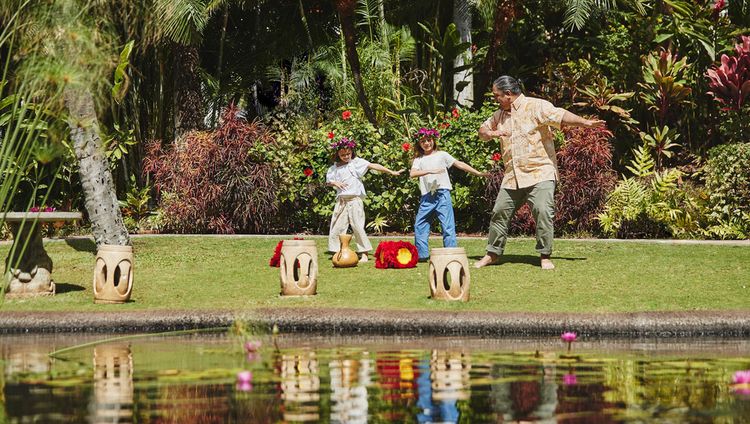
[706,35,750,111]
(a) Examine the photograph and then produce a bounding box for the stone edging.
[1,308,749,338]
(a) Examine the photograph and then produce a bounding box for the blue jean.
[414,189,457,260]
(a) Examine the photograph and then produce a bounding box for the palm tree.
[480,0,523,96]
[563,0,646,30]
[11,0,130,247]
[153,0,213,142]
[453,0,474,107]
[332,0,378,125]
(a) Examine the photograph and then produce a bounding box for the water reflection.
[278,349,320,422]
[329,351,371,423]
[92,344,133,423]
[0,335,749,423]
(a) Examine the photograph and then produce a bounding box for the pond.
[1,332,749,423]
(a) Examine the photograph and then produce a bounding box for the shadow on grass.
[56,283,86,294]
[467,254,587,266]
[65,238,97,254]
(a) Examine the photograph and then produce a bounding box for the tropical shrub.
[598,146,707,239]
[484,126,617,236]
[702,142,750,238]
[707,35,750,144]
[143,106,278,233]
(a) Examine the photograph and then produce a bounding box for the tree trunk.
[479,0,521,104]
[64,87,131,247]
[333,0,378,126]
[173,43,205,143]
[453,0,473,107]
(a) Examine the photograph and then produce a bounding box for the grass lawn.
[1,235,748,313]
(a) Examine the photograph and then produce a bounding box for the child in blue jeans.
[409,128,487,260]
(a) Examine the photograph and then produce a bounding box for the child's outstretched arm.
[452,160,488,177]
[368,163,404,176]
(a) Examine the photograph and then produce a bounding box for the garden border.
[1,308,748,338]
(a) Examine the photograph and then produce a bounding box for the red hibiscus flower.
[451,108,460,118]
[327,131,335,139]
[374,241,418,269]
[401,142,411,152]
[492,152,501,161]
[303,167,314,177]
[342,110,352,120]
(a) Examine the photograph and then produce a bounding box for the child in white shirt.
[326,137,403,262]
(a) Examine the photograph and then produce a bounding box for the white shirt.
[411,151,456,196]
[326,157,371,198]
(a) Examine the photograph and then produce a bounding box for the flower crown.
[330,137,356,150]
[414,127,440,140]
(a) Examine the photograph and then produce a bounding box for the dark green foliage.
[703,142,750,238]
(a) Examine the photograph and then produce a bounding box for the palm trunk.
[64,87,130,247]
[480,0,521,103]
[173,43,205,143]
[453,0,473,107]
[333,0,377,126]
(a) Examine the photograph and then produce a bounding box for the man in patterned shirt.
[475,76,605,270]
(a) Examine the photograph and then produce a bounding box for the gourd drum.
[428,247,470,301]
[332,234,358,268]
[280,240,318,296]
[93,244,134,304]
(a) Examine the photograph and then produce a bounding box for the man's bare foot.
[474,253,500,269]
[359,253,369,263]
[540,255,555,270]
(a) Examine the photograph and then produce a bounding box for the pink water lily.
[561,332,577,342]
[244,340,262,353]
[733,370,750,385]
[236,370,253,392]
[563,373,577,386]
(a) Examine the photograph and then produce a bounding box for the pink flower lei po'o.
[330,137,357,150]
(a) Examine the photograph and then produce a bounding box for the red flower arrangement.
[269,237,304,267]
[374,241,418,269]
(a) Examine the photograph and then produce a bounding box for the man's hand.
[583,119,606,128]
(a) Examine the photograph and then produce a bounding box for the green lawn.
[1,236,749,313]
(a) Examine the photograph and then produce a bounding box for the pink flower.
[713,0,726,11]
[401,142,411,152]
[327,131,335,139]
[244,340,262,353]
[342,110,352,120]
[44,206,56,212]
[561,332,577,342]
[30,206,40,212]
[303,167,314,177]
[733,370,750,385]
[563,374,577,386]
[492,152,501,162]
[236,370,253,391]
[246,352,261,362]
[451,108,460,118]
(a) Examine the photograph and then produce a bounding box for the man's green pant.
[486,180,556,256]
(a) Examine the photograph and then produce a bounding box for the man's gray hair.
[492,76,523,94]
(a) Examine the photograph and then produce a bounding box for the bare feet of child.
[359,253,369,263]
[474,253,500,268]
[540,255,555,270]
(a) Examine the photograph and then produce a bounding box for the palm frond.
[154,0,209,45]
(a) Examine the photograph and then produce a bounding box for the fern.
[625,144,654,177]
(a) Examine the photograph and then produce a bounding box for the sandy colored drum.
[280,240,318,296]
[93,244,134,304]
[428,247,470,301]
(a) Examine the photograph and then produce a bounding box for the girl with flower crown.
[410,127,487,260]
[326,137,403,262]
